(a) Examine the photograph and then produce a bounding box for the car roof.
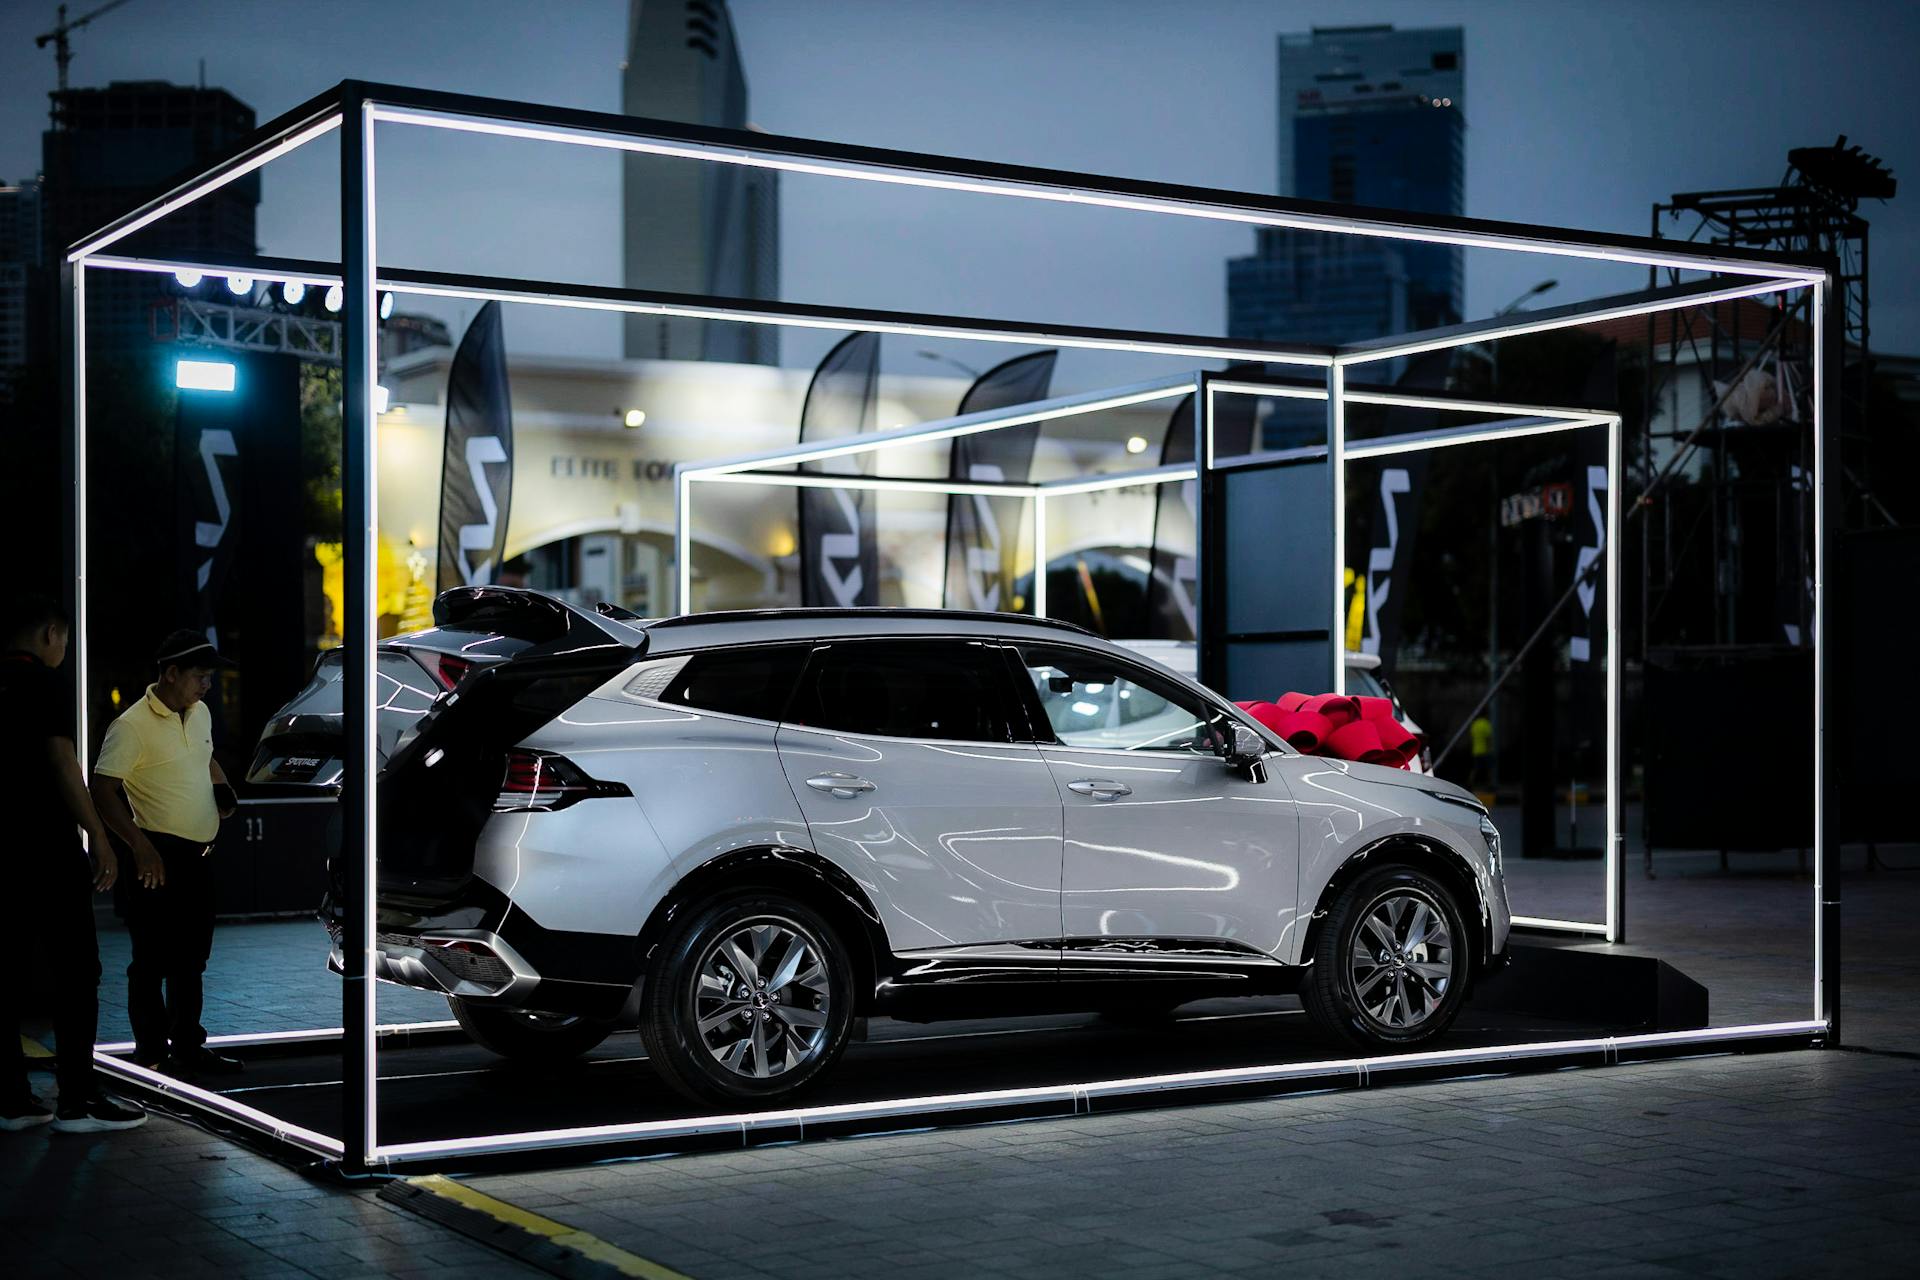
[639,607,1117,654]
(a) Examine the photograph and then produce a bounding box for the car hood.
[1294,754,1481,809]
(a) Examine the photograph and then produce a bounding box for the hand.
[131,841,166,891]
[89,832,119,892]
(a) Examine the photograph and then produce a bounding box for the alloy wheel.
[690,916,834,1080]
[1347,888,1456,1031]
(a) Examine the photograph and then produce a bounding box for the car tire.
[1300,864,1472,1051]
[448,998,613,1062]
[639,891,856,1107]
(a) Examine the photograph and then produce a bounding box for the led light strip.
[697,472,1040,497]
[92,1052,343,1158]
[1339,277,1807,365]
[94,1020,464,1055]
[1343,415,1611,460]
[365,105,1826,283]
[1039,464,1198,496]
[1511,915,1611,936]
[389,278,1330,367]
[683,383,1192,478]
[67,114,343,262]
[364,1019,1825,1164]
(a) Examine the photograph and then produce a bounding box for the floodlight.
[173,269,202,289]
[1126,435,1148,454]
[324,283,343,312]
[282,280,307,305]
[227,275,252,295]
[175,359,236,392]
[379,291,394,320]
[623,408,646,429]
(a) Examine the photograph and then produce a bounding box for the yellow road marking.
[406,1174,692,1279]
[20,1034,53,1059]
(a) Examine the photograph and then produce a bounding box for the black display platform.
[95,944,1820,1173]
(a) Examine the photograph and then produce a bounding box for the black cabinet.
[209,799,335,918]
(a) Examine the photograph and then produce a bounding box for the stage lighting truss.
[65,82,1835,1173]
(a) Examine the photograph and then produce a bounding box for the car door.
[1009,642,1301,966]
[776,638,1063,971]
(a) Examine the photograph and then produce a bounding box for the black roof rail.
[644,607,1099,638]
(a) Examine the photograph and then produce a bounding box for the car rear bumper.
[328,927,544,1005]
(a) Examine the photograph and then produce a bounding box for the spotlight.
[282,281,307,306]
[176,359,236,392]
[324,284,343,313]
[1125,435,1148,454]
[174,269,203,289]
[379,291,394,320]
[227,275,253,295]
[623,408,646,429]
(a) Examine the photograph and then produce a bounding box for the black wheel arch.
[1300,835,1493,978]
[629,845,890,1016]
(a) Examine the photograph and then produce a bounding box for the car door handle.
[806,773,876,798]
[1067,779,1132,800]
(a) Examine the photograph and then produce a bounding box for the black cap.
[155,629,236,671]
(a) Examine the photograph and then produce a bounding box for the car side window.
[658,645,808,722]
[1014,645,1228,756]
[784,641,1020,744]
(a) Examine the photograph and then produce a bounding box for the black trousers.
[4,846,101,1103]
[117,830,216,1060]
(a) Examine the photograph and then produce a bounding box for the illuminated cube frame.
[681,371,1620,944]
[63,82,1836,1173]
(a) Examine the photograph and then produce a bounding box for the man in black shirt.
[1,594,144,1132]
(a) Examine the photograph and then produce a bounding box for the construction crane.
[34,0,136,92]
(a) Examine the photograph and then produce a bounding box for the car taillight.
[434,654,475,691]
[495,749,626,812]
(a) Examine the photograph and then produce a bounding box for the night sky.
[2,0,1912,375]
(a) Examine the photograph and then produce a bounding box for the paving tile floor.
[6,843,1917,1278]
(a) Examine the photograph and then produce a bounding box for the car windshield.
[1346,666,1389,701]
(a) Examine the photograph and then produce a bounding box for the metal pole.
[1814,277,1840,1044]
[1328,362,1345,694]
[339,87,379,1171]
[1031,493,1047,618]
[1607,415,1624,944]
[64,260,87,766]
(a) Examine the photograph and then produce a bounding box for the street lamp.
[1496,279,1559,316]
[916,349,980,378]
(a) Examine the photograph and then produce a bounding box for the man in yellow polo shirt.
[91,630,241,1078]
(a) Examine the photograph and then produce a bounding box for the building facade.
[0,178,42,384]
[43,82,259,352]
[621,0,779,365]
[1228,25,1464,346]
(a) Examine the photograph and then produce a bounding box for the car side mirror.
[1222,722,1268,782]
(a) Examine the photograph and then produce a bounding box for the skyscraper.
[0,177,42,384]
[42,81,259,352]
[1228,25,1465,348]
[621,0,779,364]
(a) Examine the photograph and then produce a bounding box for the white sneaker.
[51,1095,147,1133]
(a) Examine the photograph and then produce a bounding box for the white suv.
[258,590,1510,1106]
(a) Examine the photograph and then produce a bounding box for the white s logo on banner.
[1570,463,1607,663]
[458,435,508,585]
[192,429,239,594]
[820,488,865,607]
[1363,468,1412,657]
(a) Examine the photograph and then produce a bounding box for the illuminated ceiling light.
[282,280,307,305]
[227,275,253,295]
[623,408,646,429]
[324,283,344,312]
[175,359,236,392]
[1125,435,1148,454]
[379,291,395,320]
[174,269,203,288]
